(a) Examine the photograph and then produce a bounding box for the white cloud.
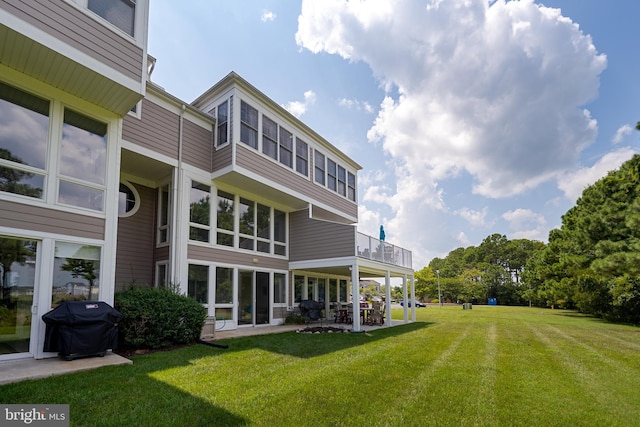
[558,147,636,201]
[261,10,276,22]
[455,207,492,228]
[502,208,547,241]
[297,0,606,201]
[612,124,633,144]
[339,98,374,113]
[296,0,616,263]
[282,90,316,118]
[457,232,471,246]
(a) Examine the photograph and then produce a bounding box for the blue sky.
[148,0,640,268]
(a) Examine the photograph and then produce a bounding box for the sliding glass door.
[238,270,270,326]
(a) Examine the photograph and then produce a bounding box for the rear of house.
[0,0,414,361]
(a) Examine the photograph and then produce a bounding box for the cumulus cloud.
[339,98,374,113]
[261,9,276,22]
[282,90,316,118]
[502,208,547,241]
[296,0,610,259]
[558,147,636,201]
[612,124,633,144]
[456,207,492,228]
[297,0,606,198]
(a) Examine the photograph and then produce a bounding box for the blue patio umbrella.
[379,225,385,242]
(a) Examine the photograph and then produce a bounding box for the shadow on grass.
[209,321,434,359]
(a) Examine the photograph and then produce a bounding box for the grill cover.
[42,301,122,360]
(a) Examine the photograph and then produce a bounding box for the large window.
[215,267,233,304]
[240,101,258,149]
[188,264,208,304]
[279,127,293,168]
[0,82,48,200]
[216,190,234,247]
[88,0,136,36]
[296,138,308,176]
[158,184,170,244]
[262,115,278,160]
[189,181,210,242]
[58,109,107,211]
[216,100,228,146]
[274,273,286,304]
[274,209,286,256]
[314,151,325,185]
[348,172,356,202]
[52,242,101,305]
[239,197,255,250]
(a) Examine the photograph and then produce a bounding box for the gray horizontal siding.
[289,210,356,262]
[0,200,104,240]
[235,144,357,218]
[1,0,143,81]
[212,144,233,172]
[188,245,289,270]
[123,99,179,160]
[115,183,155,289]
[182,119,213,172]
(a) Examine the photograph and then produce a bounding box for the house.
[0,0,415,361]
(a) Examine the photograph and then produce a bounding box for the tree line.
[418,152,640,325]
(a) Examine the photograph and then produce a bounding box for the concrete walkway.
[0,352,132,386]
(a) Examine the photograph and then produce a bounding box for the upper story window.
[216,100,228,147]
[327,159,337,192]
[88,0,136,36]
[0,81,110,212]
[213,190,287,256]
[240,101,258,149]
[0,82,48,200]
[348,172,356,202]
[314,151,325,185]
[279,127,293,168]
[296,138,308,176]
[262,115,278,160]
[189,181,210,242]
[337,165,346,197]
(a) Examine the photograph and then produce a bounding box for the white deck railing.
[356,232,412,269]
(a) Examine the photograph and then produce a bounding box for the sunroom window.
[189,181,210,242]
[295,138,308,176]
[262,115,278,160]
[88,0,136,36]
[314,151,325,185]
[240,101,258,149]
[216,100,228,146]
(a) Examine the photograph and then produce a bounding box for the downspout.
[170,105,186,287]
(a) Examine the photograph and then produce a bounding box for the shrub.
[115,286,207,349]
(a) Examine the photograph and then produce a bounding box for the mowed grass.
[2,306,640,426]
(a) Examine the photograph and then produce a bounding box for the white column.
[403,274,408,323]
[351,264,360,331]
[410,275,416,322]
[385,270,391,327]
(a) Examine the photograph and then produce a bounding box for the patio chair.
[299,300,324,326]
[368,301,384,325]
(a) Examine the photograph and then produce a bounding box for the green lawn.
[2,306,639,426]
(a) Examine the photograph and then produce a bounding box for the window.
[274,209,286,256]
[274,273,286,304]
[118,181,138,216]
[337,166,346,196]
[294,275,304,303]
[279,127,293,168]
[216,190,234,247]
[348,172,356,202]
[188,264,208,304]
[216,100,228,146]
[239,197,255,250]
[158,184,170,244]
[215,267,233,304]
[240,101,258,149]
[88,0,136,36]
[314,151,325,185]
[189,181,210,242]
[262,115,278,160]
[0,82,48,200]
[327,159,337,192]
[52,242,101,305]
[257,203,270,253]
[296,138,308,176]
[156,262,168,289]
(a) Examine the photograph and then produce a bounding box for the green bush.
[115,286,207,349]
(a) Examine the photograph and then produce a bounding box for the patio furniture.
[299,300,324,325]
[367,301,384,325]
